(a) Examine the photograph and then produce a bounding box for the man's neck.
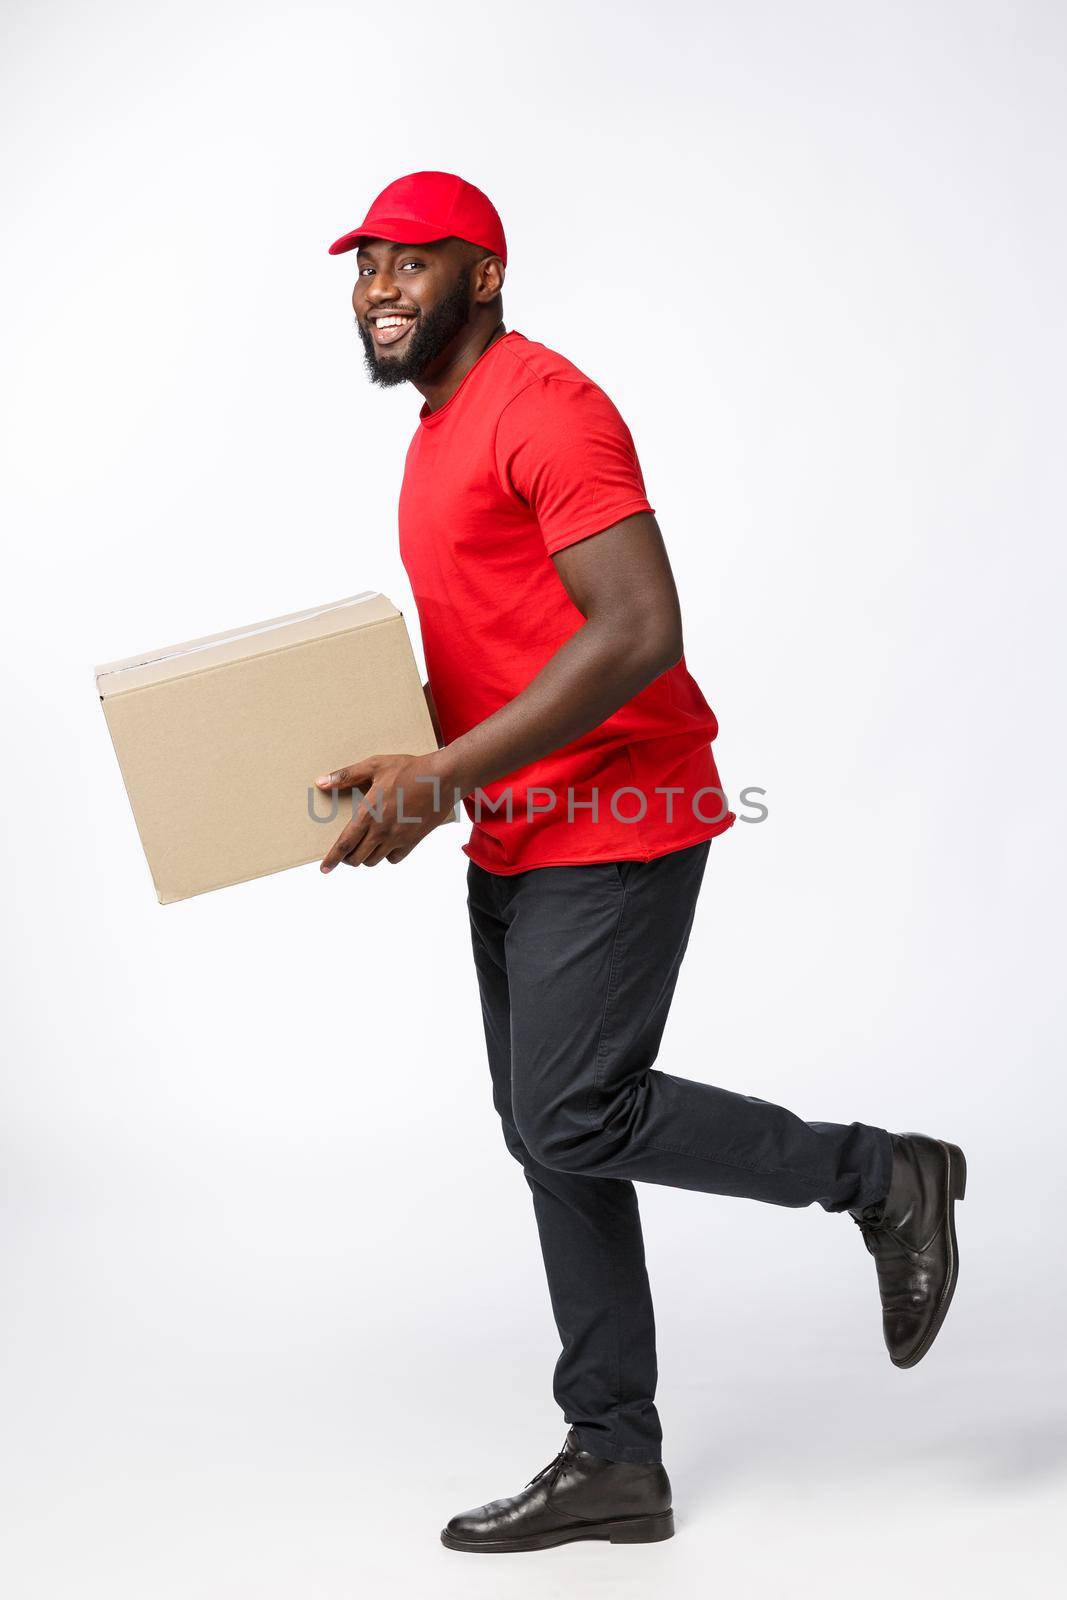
[413,319,508,413]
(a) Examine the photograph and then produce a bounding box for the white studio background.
[2,2,1064,1596]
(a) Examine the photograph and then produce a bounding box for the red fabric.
[398,331,736,873]
[329,170,507,263]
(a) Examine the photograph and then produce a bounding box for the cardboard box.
[96,592,440,904]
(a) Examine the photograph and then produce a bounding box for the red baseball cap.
[328,170,507,265]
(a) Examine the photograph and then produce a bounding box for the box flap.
[95,591,399,697]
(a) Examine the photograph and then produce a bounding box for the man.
[317,171,966,1554]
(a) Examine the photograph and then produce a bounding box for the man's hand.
[315,749,455,872]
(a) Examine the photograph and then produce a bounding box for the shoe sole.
[440,1509,675,1552]
[891,1139,967,1369]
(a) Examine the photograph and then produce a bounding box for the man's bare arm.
[439,511,683,797]
[317,511,683,870]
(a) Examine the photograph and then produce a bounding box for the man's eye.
[358,265,374,277]
[399,260,423,271]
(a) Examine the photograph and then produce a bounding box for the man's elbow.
[630,616,685,680]
[658,623,685,673]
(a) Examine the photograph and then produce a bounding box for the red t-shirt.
[398,330,735,873]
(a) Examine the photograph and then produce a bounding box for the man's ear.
[474,255,505,302]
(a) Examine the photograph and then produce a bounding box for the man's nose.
[365,273,401,304]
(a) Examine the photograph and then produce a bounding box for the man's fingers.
[361,840,393,868]
[320,816,368,873]
[315,760,375,794]
[340,819,385,870]
[340,829,381,870]
[355,839,416,868]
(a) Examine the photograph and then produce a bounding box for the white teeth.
[374,315,413,327]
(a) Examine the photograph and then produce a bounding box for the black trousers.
[466,839,894,1464]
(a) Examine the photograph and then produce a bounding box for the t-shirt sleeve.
[493,377,655,556]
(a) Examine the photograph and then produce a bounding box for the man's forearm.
[436,619,678,800]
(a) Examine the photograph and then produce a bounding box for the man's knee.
[513,1102,599,1175]
[516,1072,652,1173]
[498,1115,530,1168]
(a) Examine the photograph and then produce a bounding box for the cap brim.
[327,219,448,256]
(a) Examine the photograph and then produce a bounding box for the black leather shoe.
[853,1132,967,1368]
[440,1426,674,1553]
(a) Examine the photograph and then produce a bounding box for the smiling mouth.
[369,313,417,348]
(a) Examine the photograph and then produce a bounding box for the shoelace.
[525,1444,572,1491]
[852,1204,888,1254]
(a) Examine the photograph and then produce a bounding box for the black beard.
[357,270,474,387]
